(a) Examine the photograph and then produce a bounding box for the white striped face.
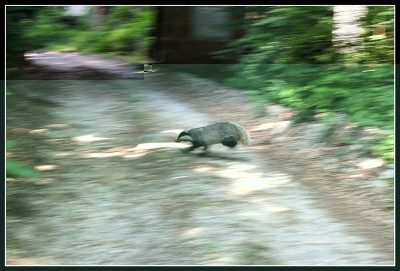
[176,133,193,142]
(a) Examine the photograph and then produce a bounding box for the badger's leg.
[222,137,237,148]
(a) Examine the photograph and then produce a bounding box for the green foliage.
[6,6,88,68]
[358,6,394,64]
[7,160,39,178]
[221,7,337,65]
[73,7,156,56]
[383,205,394,211]
[6,6,156,67]
[372,133,394,162]
[6,242,18,257]
[6,6,41,67]
[6,140,39,178]
[220,6,394,162]
[6,140,17,149]
[24,8,82,49]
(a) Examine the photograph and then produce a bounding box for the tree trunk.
[91,6,112,29]
[332,5,368,55]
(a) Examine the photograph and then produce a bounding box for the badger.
[175,121,250,152]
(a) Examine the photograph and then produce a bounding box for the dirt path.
[6,52,394,265]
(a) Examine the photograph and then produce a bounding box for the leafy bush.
[7,160,39,178]
[73,7,155,55]
[24,8,70,48]
[6,6,90,67]
[359,6,394,64]
[6,140,39,178]
[373,133,394,162]
[220,6,394,161]
[6,6,41,67]
[6,6,156,66]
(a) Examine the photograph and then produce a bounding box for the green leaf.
[6,159,39,178]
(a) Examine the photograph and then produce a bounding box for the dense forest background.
[218,6,394,162]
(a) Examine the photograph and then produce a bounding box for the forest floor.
[6,51,394,265]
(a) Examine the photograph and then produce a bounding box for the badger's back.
[188,121,250,147]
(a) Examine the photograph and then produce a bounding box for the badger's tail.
[231,122,250,146]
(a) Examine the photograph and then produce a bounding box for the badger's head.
[175,131,193,142]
